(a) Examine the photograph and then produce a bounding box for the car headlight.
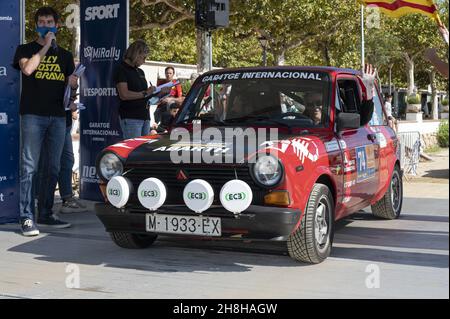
[99,153,123,181]
[252,155,283,187]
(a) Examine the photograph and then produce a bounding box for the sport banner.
[0,0,22,224]
[80,0,128,201]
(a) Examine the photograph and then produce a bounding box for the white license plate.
[146,214,221,237]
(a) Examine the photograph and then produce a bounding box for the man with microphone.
[13,7,78,236]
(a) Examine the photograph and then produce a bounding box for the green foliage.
[136,24,197,65]
[437,121,449,148]
[23,0,449,93]
[231,0,360,65]
[180,79,192,96]
[407,94,421,104]
[442,99,449,106]
[424,144,442,154]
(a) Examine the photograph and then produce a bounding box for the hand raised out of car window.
[358,64,377,101]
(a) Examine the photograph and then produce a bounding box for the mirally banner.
[0,1,22,224]
[80,0,128,200]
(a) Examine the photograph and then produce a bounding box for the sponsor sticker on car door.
[356,145,376,182]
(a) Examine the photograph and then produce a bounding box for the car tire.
[110,232,157,249]
[287,183,334,264]
[371,165,403,220]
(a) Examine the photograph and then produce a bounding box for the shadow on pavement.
[1,196,448,271]
[384,214,448,223]
[335,226,448,251]
[4,229,303,273]
[331,247,448,268]
[422,169,449,180]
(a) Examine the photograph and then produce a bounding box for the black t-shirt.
[113,61,149,120]
[13,41,75,117]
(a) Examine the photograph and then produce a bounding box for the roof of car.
[201,66,361,77]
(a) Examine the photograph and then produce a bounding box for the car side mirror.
[337,112,360,132]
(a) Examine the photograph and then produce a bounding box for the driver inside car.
[225,95,244,119]
[303,92,323,125]
[226,93,255,120]
[309,105,322,125]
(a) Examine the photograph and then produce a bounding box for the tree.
[131,0,212,72]
[382,3,448,95]
[131,0,364,68]
[24,0,448,98]
[231,0,360,66]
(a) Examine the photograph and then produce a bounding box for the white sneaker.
[21,219,40,236]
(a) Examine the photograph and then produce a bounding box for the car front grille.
[123,164,266,206]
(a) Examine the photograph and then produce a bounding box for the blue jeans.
[37,125,74,208]
[120,118,150,139]
[20,115,66,221]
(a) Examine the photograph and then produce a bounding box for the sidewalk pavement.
[410,148,449,184]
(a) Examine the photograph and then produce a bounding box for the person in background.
[13,6,77,236]
[426,101,432,119]
[159,66,184,106]
[114,40,157,139]
[420,95,430,119]
[37,80,87,215]
[384,94,398,132]
[58,107,86,213]
[150,103,180,135]
[153,66,184,125]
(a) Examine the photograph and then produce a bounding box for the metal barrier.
[397,131,421,176]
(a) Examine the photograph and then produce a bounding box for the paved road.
[0,179,448,299]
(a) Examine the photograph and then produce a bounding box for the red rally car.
[95,66,403,264]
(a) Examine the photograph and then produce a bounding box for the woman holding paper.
[114,40,159,139]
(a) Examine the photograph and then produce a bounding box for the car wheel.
[110,232,157,249]
[371,165,403,220]
[287,184,334,264]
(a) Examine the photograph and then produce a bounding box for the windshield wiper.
[224,115,295,132]
[180,116,226,126]
[223,115,270,123]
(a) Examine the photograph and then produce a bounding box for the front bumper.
[95,204,301,241]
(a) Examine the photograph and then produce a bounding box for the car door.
[336,75,380,212]
[369,85,396,196]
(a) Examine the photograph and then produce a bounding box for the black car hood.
[125,127,298,165]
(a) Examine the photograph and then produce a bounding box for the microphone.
[51,39,57,50]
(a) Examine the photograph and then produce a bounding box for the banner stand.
[0,0,23,224]
[79,0,129,201]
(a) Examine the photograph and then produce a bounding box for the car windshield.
[177,71,331,128]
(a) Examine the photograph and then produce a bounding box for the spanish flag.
[358,0,442,24]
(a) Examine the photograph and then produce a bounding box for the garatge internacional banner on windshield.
[80,0,128,201]
[0,0,21,224]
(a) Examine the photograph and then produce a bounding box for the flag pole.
[361,4,365,71]
[434,13,449,46]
